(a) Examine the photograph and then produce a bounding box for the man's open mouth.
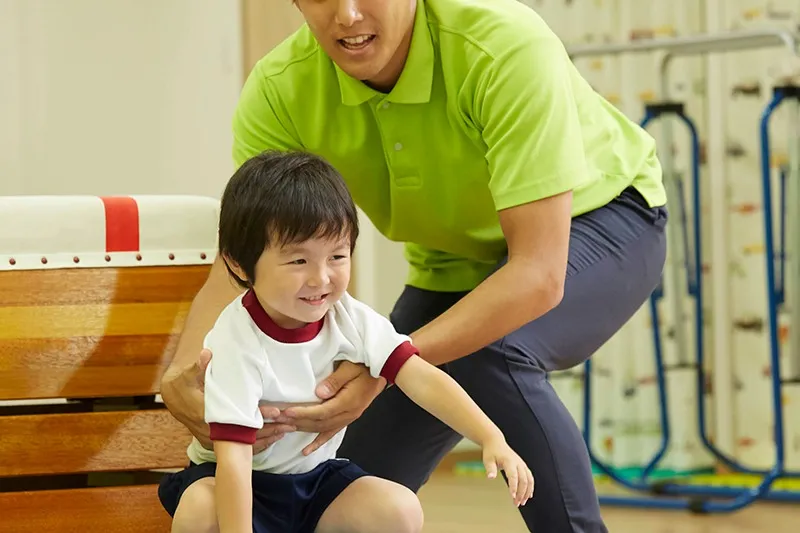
[339,35,376,50]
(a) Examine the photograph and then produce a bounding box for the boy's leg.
[338,189,667,532]
[159,463,220,533]
[315,477,423,533]
[170,477,218,533]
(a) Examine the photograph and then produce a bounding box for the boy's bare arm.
[214,441,254,533]
[393,356,504,447]
[393,355,534,507]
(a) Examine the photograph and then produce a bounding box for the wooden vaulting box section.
[0,192,222,532]
[0,265,208,533]
[0,267,205,401]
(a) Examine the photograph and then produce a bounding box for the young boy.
[158,150,534,533]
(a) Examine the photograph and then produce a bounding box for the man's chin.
[335,60,383,84]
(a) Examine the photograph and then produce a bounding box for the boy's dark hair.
[218,150,359,289]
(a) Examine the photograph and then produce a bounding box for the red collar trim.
[242,290,324,343]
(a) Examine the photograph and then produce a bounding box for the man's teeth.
[342,35,371,45]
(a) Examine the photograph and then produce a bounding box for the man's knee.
[171,478,218,533]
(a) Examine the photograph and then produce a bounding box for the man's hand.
[275,361,383,456]
[160,348,213,448]
[253,404,297,455]
[163,348,297,454]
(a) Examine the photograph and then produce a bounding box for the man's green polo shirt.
[231,0,667,293]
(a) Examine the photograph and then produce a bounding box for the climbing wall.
[720,0,800,472]
[526,0,800,476]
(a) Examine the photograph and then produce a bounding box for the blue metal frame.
[583,91,800,513]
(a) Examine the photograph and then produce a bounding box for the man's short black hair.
[218,150,359,289]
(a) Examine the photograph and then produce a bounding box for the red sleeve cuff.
[209,423,258,444]
[379,340,419,385]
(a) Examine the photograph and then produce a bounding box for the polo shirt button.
[382,102,390,109]
[394,142,403,151]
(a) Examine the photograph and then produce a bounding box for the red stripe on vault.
[100,196,140,252]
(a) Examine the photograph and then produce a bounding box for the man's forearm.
[410,258,564,366]
[160,256,243,415]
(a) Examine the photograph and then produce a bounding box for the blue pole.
[656,89,795,510]
[584,96,800,512]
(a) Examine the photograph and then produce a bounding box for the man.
[160,0,668,531]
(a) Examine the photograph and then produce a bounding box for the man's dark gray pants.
[337,187,668,533]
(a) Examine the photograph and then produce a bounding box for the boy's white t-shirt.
[186,289,418,474]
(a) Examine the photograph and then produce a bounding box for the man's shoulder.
[428,0,556,59]
[248,24,330,87]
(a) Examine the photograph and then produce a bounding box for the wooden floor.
[417,471,800,532]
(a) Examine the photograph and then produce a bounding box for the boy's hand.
[275,361,384,455]
[482,437,534,508]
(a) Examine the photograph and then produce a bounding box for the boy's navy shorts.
[158,458,369,533]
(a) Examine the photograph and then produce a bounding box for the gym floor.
[418,465,800,532]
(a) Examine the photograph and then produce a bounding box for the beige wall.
[241,0,305,76]
[0,0,309,199]
[0,0,244,199]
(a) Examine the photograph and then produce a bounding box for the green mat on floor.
[454,461,800,491]
[453,460,712,480]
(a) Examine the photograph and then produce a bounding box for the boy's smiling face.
[229,233,352,329]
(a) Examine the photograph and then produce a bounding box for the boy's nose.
[309,270,331,287]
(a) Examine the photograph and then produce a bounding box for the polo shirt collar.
[336,0,433,106]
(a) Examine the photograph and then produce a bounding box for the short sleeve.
[477,35,589,211]
[333,293,418,384]
[231,68,304,169]
[203,306,267,445]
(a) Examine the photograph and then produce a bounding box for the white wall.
[0,0,243,199]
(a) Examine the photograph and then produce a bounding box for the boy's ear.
[221,253,249,285]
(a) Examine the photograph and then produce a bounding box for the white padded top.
[0,195,219,270]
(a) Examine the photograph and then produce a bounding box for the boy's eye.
[332,255,347,261]
[289,259,306,265]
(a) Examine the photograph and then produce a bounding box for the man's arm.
[160,256,294,451]
[410,191,571,366]
[159,256,245,447]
